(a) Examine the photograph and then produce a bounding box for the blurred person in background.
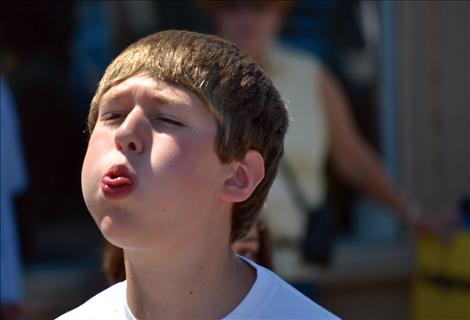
[205,0,456,278]
[1,75,29,320]
[232,218,274,271]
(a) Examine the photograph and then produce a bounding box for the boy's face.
[82,75,232,250]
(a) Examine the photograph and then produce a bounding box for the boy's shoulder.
[56,260,339,320]
[226,257,340,319]
[55,281,129,320]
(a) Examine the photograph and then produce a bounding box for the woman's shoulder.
[268,43,323,82]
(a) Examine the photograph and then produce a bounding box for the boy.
[58,30,338,319]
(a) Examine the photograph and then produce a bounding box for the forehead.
[101,75,205,112]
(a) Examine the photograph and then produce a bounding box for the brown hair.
[88,30,288,241]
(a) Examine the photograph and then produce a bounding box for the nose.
[114,108,146,154]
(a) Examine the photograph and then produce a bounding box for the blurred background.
[1,1,469,319]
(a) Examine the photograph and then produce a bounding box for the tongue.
[103,175,133,187]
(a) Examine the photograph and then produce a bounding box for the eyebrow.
[148,94,194,111]
[103,88,195,112]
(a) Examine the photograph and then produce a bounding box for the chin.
[99,215,133,246]
[100,217,158,250]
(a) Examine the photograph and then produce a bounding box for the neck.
[124,230,256,319]
[241,37,276,69]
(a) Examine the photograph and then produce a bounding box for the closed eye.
[101,112,127,121]
[158,117,185,127]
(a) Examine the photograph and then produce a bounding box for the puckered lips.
[101,164,137,199]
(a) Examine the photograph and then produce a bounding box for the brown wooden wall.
[397,1,470,213]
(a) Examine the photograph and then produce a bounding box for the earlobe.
[221,150,265,203]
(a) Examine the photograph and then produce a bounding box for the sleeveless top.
[264,44,329,243]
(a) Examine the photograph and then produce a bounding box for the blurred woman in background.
[206,0,456,277]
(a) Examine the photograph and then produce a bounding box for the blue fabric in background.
[1,75,28,304]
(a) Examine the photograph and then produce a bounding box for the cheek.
[156,133,220,180]
[81,131,112,202]
[82,134,102,178]
[147,134,223,214]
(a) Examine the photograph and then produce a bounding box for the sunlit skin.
[82,75,232,251]
[81,74,265,318]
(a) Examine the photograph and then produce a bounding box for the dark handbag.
[280,161,335,267]
[301,206,334,266]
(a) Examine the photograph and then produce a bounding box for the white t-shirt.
[57,257,339,319]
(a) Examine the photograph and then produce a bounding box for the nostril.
[129,142,136,151]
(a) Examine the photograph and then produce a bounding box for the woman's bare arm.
[319,68,458,236]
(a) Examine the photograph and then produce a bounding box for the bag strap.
[279,160,311,214]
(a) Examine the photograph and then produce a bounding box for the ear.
[220,150,265,203]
